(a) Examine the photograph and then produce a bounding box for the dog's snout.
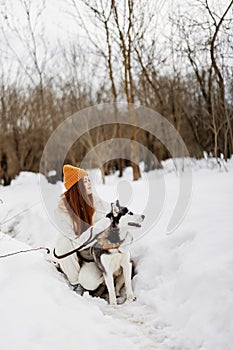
[141,214,145,220]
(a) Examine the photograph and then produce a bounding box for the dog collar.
[102,240,125,250]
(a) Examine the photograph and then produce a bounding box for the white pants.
[55,234,104,289]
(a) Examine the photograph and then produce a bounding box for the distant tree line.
[0,0,232,184]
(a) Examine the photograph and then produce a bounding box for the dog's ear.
[116,199,120,208]
[111,201,119,217]
[106,204,114,219]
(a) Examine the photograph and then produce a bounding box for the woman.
[54,164,110,294]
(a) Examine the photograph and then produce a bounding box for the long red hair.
[61,178,95,237]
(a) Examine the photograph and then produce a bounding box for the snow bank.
[133,162,233,349]
[0,157,232,350]
[0,234,135,350]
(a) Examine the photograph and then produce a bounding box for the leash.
[0,247,50,259]
[53,227,97,259]
[53,227,126,260]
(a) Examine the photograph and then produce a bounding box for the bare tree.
[67,0,168,179]
[171,0,233,160]
[0,0,53,179]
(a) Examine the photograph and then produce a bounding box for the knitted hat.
[63,164,88,190]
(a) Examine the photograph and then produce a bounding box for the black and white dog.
[78,200,145,305]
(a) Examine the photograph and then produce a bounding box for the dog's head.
[106,200,145,229]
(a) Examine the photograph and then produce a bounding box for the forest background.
[0,0,232,184]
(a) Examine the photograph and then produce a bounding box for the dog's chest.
[97,226,123,249]
[109,252,123,272]
[100,251,126,275]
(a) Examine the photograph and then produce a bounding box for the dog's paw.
[117,296,127,305]
[127,294,136,302]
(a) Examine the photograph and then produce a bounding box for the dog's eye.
[128,211,134,215]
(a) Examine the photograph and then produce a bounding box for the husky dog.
[78,200,145,305]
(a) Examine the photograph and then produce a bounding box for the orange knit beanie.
[63,164,88,190]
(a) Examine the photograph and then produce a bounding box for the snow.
[0,158,233,350]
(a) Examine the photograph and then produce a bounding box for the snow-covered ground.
[0,158,233,350]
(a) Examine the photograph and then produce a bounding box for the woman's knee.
[79,262,104,290]
[55,235,74,254]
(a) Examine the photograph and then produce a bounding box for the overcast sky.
[0,0,230,85]
[0,0,174,54]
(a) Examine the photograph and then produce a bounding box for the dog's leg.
[121,252,136,301]
[104,273,117,305]
[101,255,117,305]
[115,272,125,297]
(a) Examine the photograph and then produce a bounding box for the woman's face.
[83,176,92,195]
